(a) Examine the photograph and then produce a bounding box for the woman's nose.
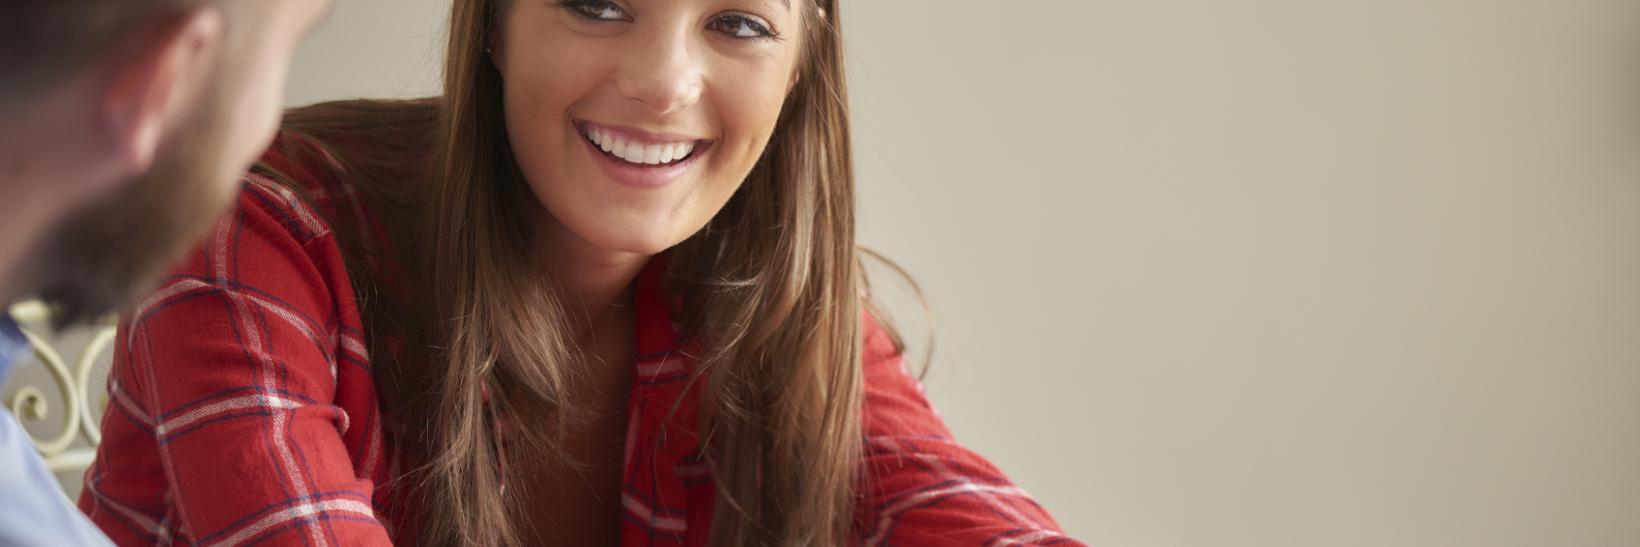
[614,28,705,117]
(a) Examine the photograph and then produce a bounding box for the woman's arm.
[79,175,393,546]
[856,311,1084,546]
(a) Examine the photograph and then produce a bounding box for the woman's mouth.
[577,121,707,166]
[574,120,713,188]
[586,129,694,165]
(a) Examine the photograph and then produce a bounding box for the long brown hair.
[267,0,892,544]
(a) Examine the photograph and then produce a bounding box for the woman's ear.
[788,4,825,94]
[486,26,504,70]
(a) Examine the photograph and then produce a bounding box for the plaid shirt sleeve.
[79,179,393,546]
[856,311,1085,546]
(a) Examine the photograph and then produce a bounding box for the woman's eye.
[560,0,628,21]
[710,14,776,40]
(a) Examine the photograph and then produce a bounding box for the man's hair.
[0,0,208,104]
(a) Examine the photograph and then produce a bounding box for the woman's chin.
[580,229,685,257]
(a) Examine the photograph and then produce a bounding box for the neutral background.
[62,0,1640,545]
[280,0,1640,545]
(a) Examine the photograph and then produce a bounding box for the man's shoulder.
[0,412,113,547]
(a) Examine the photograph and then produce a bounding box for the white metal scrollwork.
[6,300,114,474]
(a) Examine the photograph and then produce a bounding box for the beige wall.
[279,1,1640,544]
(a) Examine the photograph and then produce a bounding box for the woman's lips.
[574,120,713,188]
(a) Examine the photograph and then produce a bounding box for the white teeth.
[620,144,644,163]
[583,125,697,166]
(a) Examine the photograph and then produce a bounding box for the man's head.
[0,0,332,326]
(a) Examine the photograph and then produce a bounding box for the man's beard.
[30,85,238,329]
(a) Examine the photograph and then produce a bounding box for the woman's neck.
[536,215,650,340]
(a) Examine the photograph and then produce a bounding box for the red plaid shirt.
[79,135,1081,546]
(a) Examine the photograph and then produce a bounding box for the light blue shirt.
[0,315,112,547]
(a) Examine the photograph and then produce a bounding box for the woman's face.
[496,0,805,257]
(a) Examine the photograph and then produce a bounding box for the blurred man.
[0,0,331,543]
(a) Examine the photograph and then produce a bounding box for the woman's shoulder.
[148,129,395,330]
[246,130,375,241]
[241,118,424,287]
[171,163,364,319]
[250,98,439,240]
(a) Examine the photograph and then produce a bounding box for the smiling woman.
[77,0,1081,545]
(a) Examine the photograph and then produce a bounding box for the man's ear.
[100,7,224,177]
